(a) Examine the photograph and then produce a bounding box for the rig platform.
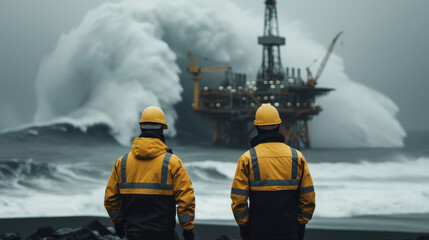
[188,0,340,149]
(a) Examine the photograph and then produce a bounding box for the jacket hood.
[131,137,170,160]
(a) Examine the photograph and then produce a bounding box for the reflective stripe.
[231,187,249,196]
[299,211,313,219]
[234,208,249,220]
[161,153,172,185]
[118,182,173,190]
[300,185,314,194]
[118,152,173,191]
[250,148,260,181]
[250,179,300,187]
[121,153,128,183]
[108,209,121,218]
[178,215,194,222]
[291,147,298,179]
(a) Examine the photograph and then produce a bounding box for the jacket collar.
[139,130,165,143]
[250,131,285,147]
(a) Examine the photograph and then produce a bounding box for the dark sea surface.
[0,124,428,232]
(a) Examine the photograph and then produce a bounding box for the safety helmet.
[139,106,168,129]
[254,103,282,126]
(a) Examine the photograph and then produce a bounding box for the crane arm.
[187,52,200,74]
[201,65,231,74]
[314,31,343,82]
[187,52,197,68]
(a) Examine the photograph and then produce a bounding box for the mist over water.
[33,0,405,148]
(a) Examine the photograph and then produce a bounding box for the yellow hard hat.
[254,103,282,126]
[139,106,168,129]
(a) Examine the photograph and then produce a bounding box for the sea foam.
[188,157,429,219]
[1,158,428,219]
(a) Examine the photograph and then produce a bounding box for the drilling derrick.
[257,0,285,91]
[188,0,338,149]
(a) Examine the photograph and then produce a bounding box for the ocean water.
[0,124,428,232]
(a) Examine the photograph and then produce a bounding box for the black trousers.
[126,231,179,240]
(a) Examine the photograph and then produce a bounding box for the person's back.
[104,106,195,240]
[231,103,315,240]
[118,137,185,234]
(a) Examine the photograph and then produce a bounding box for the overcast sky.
[1,0,428,131]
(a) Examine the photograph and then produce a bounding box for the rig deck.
[193,73,332,148]
[188,0,339,148]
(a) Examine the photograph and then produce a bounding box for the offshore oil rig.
[188,0,341,148]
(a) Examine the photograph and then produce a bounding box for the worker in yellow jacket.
[231,103,315,240]
[104,106,195,240]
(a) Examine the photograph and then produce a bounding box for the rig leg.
[212,120,220,144]
[302,120,311,148]
[280,123,289,144]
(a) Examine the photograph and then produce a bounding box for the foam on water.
[0,187,106,218]
[2,156,428,220]
[32,0,405,148]
[0,159,105,194]
[188,157,429,220]
[309,157,429,217]
[0,159,108,217]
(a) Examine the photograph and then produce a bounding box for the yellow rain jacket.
[104,137,195,233]
[231,139,315,239]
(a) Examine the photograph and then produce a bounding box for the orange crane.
[306,31,343,87]
[187,52,231,110]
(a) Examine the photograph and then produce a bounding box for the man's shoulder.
[239,149,252,162]
[114,154,127,165]
[167,152,183,165]
[292,148,307,163]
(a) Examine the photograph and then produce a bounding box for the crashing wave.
[33,0,405,148]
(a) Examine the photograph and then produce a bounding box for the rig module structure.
[188,0,341,149]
